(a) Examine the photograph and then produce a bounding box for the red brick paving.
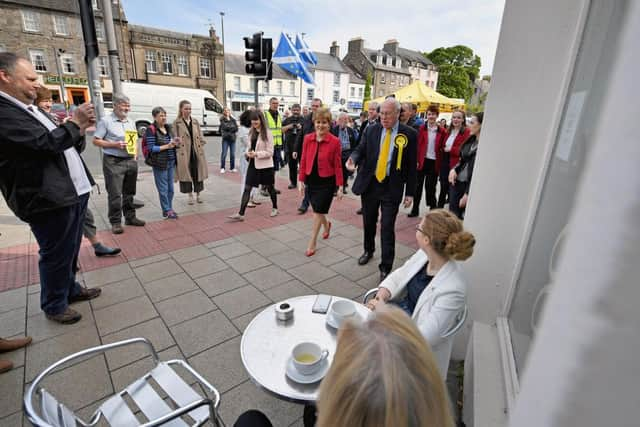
[0,170,419,292]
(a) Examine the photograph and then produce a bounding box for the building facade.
[224,53,300,115]
[0,0,130,105]
[300,42,365,114]
[127,24,224,97]
[383,40,438,90]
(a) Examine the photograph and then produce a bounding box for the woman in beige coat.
[173,100,208,204]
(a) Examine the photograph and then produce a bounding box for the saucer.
[285,356,329,384]
[326,311,359,329]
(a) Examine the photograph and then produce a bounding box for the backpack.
[141,124,157,161]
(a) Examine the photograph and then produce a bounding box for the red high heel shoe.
[305,249,316,257]
[322,222,332,239]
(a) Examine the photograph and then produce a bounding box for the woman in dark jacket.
[298,108,343,257]
[219,107,238,173]
[436,110,470,208]
[145,107,178,219]
[448,112,483,219]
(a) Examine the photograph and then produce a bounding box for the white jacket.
[380,250,467,379]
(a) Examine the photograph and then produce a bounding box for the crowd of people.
[0,51,484,425]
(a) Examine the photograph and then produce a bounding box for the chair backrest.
[37,388,80,427]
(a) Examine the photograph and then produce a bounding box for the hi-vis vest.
[265,110,283,146]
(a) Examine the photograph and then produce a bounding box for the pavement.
[0,136,424,426]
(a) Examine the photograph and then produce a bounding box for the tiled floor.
[0,167,423,426]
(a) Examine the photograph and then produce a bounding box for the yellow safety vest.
[265,110,283,146]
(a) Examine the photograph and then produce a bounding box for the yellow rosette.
[394,134,408,170]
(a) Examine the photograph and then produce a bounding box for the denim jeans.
[221,139,236,170]
[30,193,88,315]
[153,163,175,214]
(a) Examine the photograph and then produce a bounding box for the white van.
[108,82,224,136]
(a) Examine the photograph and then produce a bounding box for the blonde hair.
[422,209,475,260]
[313,107,332,124]
[316,306,455,427]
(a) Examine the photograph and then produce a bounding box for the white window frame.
[97,56,109,77]
[21,10,40,32]
[276,80,282,94]
[29,49,47,72]
[332,90,340,104]
[233,76,241,91]
[92,0,99,10]
[177,55,188,76]
[306,88,314,101]
[95,21,105,41]
[145,50,157,73]
[52,15,68,36]
[333,72,340,86]
[289,81,295,96]
[60,54,75,74]
[199,58,211,78]
[161,52,173,74]
[263,80,270,94]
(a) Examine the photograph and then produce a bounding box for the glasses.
[415,225,428,236]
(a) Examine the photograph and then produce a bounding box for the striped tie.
[375,129,392,182]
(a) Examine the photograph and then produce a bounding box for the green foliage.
[425,45,482,101]
[364,71,372,102]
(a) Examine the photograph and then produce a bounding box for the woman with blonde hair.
[316,305,454,427]
[367,209,475,378]
[173,100,208,204]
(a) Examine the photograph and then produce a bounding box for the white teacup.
[329,300,356,328]
[292,342,329,375]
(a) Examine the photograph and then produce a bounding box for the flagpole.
[299,32,306,106]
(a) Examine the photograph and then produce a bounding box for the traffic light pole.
[254,78,259,108]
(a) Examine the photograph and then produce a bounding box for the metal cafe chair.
[363,287,468,338]
[24,338,223,427]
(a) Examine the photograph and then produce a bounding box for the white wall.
[300,70,350,108]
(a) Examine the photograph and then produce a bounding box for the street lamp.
[219,11,227,107]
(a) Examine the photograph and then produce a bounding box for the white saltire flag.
[295,34,318,66]
[272,32,315,85]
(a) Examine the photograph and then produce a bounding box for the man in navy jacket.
[347,98,417,281]
[0,53,101,324]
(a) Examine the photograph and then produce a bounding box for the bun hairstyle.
[421,209,475,261]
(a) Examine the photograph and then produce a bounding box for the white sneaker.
[231,169,238,173]
[228,213,244,221]
[220,169,225,174]
[270,209,278,217]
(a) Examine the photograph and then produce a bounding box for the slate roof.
[363,48,412,75]
[309,52,349,74]
[396,47,434,67]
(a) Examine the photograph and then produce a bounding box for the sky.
[121,0,505,76]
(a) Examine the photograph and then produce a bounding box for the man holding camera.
[282,103,304,189]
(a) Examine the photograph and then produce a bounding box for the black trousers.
[361,180,400,273]
[412,158,437,214]
[449,181,467,219]
[103,155,138,224]
[288,155,298,185]
[341,149,353,190]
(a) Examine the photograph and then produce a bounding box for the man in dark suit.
[0,53,101,324]
[347,98,417,281]
[331,112,358,194]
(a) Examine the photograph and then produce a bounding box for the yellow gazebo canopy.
[365,81,465,113]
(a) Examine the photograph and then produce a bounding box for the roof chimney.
[329,41,340,58]
[383,39,399,56]
[348,37,364,54]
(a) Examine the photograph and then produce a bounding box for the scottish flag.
[295,34,318,66]
[272,32,314,85]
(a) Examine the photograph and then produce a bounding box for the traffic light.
[243,32,273,80]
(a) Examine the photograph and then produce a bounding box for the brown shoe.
[0,336,32,353]
[69,287,101,304]
[0,359,13,374]
[125,217,146,227]
[112,223,124,234]
[46,307,82,324]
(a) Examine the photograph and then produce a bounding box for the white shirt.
[0,90,92,196]
[426,124,438,160]
[444,129,458,152]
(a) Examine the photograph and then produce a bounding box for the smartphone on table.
[312,294,332,314]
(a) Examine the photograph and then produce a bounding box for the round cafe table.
[240,295,370,403]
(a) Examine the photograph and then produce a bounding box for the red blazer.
[299,132,344,186]
[417,124,447,170]
[436,127,471,173]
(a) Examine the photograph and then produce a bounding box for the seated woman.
[234,306,454,427]
[367,209,475,378]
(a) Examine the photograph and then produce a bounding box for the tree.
[363,71,372,102]
[425,45,481,101]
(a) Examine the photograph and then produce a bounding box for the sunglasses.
[415,225,428,236]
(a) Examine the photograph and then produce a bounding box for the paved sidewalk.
[0,167,421,426]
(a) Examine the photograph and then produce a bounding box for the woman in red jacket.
[298,108,344,256]
[436,110,470,208]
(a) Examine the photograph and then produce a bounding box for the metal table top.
[240,295,370,403]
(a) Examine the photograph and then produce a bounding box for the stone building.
[342,37,438,99]
[127,24,224,97]
[0,0,131,105]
